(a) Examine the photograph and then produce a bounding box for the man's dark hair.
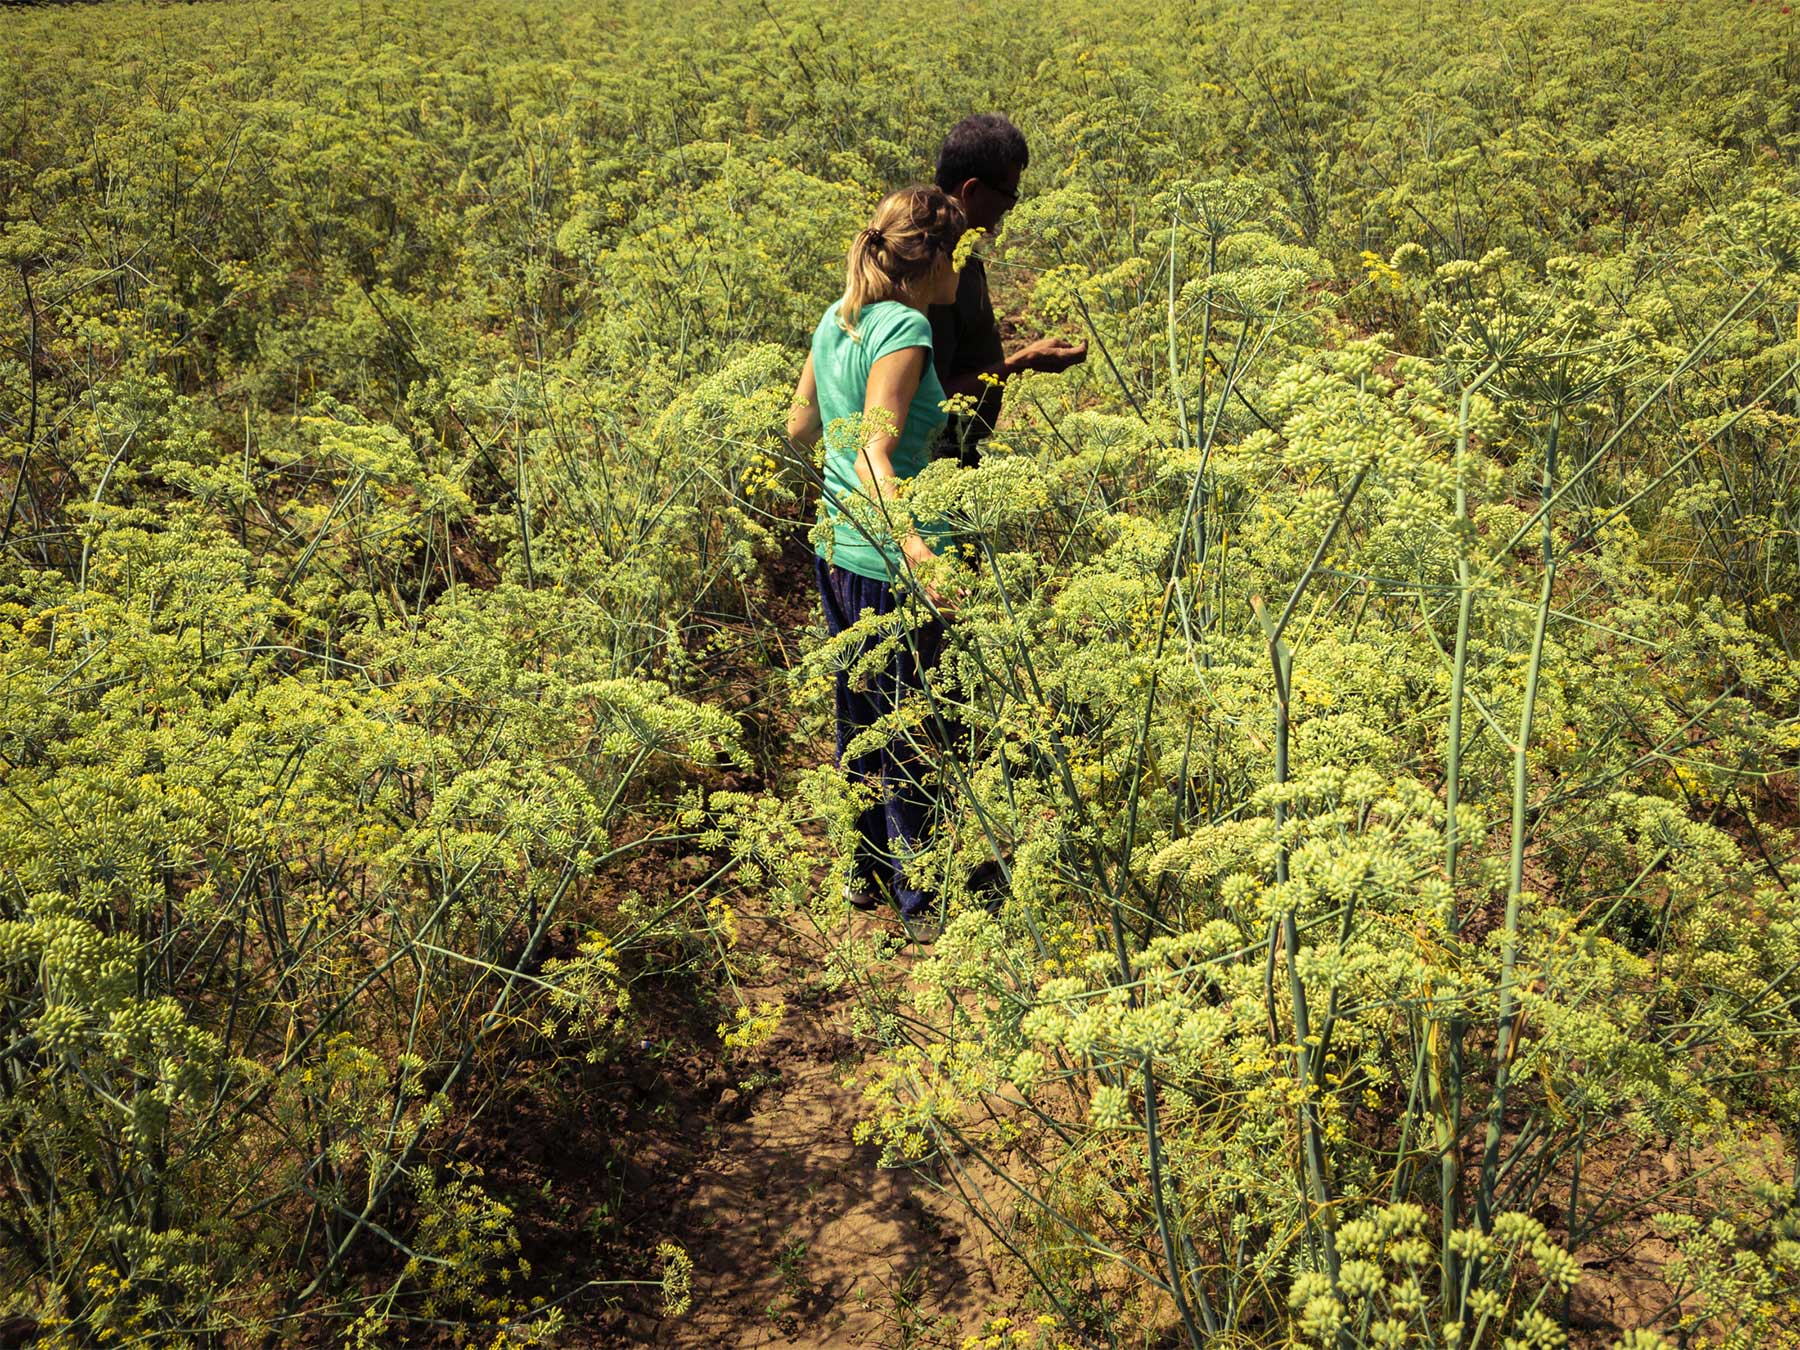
[935,114,1030,191]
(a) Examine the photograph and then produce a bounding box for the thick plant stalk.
[1144,1054,1211,1344]
[1119,198,1197,910]
[1444,367,1496,881]
[1438,365,1494,1313]
[1256,460,1370,1282]
[515,424,536,590]
[1167,193,1192,458]
[1477,407,1561,1231]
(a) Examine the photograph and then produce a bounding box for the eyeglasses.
[982,179,1020,207]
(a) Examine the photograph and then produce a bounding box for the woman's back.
[812,299,947,580]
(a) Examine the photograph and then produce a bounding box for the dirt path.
[654,909,996,1348]
[536,530,1004,1348]
[484,878,1000,1349]
[656,526,1002,1347]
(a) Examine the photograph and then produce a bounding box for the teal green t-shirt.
[811,299,948,581]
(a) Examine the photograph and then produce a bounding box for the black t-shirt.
[928,257,1005,468]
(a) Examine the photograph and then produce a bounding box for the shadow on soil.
[477,908,991,1348]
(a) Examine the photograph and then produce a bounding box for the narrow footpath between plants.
[658,905,996,1348]
[646,527,1001,1348]
[499,530,1004,1349]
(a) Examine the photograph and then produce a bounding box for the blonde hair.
[839,185,966,338]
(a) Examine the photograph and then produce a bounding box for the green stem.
[1254,462,1370,1282]
[1144,1054,1208,1345]
[1477,406,1560,1231]
[1440,364,1494,1314]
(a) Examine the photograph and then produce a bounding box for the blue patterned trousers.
[814,554,944,917]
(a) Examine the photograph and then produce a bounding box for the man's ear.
[955,178,983,203]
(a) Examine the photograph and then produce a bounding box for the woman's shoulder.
[861,301,933,351]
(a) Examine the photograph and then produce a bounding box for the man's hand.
[1014,337,1088,375]
[942,339,1091,403]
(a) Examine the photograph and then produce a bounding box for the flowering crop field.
[2,0,1799,1345]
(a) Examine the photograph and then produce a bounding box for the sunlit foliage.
[3,0,1799,1344]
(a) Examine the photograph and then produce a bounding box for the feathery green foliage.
[3,0,1800,1344]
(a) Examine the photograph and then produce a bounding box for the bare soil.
[481,871,1002,1348]
[660,912,997,1349]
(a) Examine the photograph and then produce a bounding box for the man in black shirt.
[929,114,1088,468]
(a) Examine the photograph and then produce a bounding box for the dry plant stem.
[1476,406,1561,1234]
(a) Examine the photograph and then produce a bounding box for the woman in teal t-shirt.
[786,185,966,926]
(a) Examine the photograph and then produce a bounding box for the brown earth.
[654,910,998,1349]
[480,871,1005,1349]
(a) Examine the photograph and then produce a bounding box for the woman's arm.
[856,346,936,573]
[786,354,822,450]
